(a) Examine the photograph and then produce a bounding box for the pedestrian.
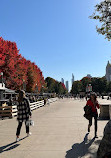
[85,95,87,101]
[16,90,32,142]
[8,96,13,106]
[44,97,46,105]
[86,92,100,138]
[47,97,50,105]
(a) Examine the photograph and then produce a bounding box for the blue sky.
[0,0,111,90]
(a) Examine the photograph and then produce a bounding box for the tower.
[61,78,64,84]
[72,73,74,85]
[106,61,111,82]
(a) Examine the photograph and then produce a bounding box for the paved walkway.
[0,98,108,158]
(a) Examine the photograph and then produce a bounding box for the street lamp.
[0,72,3,87]
[35,84,38,93]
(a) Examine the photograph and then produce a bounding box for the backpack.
[83,105,92,120]
[84,105,92,115]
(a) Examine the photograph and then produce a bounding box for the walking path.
[0,98,108,158]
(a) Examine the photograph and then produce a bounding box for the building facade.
[72,73,74,85]
[61,78,64,84]
[106,61,111,82]
[86,74,92,78]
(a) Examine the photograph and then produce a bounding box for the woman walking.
[16,90,32,142]
[86,92,100,138]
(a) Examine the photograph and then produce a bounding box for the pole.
[0,72,3,87]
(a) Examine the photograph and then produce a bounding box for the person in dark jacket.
[43,97,46,105]
[16,90,32,142]
[86,92,100,138]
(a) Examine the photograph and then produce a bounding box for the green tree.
[91,77,99,92]
[56,82,63,94]
[90,0,111,40]
[91,77,107,94]
[45,77,67,94]
[107,81,111,92]
[80,77,91,92]
[45,77,56,93]
[71,77,108,94]
[71,81,82,94]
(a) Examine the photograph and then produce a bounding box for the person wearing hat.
[16,90,32,142]
[86,92,100,138]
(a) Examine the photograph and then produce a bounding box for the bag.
[26,120,34,126]
[84,105,92,115]
[83,105,92,120]
[84,114,92,120]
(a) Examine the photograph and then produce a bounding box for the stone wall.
[97,120,111,158]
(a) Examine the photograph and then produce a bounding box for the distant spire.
[106,60,111,82]
[107,60,110,66]
[72,73,74,85]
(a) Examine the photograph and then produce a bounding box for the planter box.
[99,103,110,119]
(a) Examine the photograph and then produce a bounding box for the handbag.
[84,113,92,120]
[84,105,92,115]
[26,120,34,126]
[83,105,92,120]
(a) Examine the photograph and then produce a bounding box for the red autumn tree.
[26,61,45,92]
[0,37,23,89]
[0,37,45,92]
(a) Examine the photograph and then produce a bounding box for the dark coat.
[17,98,32,122]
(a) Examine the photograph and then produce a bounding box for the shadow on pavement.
[65,133,96,158]
[0,136,27,153]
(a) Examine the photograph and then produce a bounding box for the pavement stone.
[0,98,108,158]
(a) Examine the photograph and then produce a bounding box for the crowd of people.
[2,93,51,107]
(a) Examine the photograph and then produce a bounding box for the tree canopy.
[71,76,108,94]
[45,77,67,94]
[0,37,45,92]
[90,0,111,40]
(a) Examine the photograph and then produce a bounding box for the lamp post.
[35,84,38,93]
[0,72,4,100]
[0,72,3,87]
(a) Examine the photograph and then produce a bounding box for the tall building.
[66,81,69,92]
[72,73,74,85]
[106,61,111,81]
[61,78,64,84]
[86,74,92,78]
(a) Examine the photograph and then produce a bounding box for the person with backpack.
[16,90,32,142]
[85,92,100,138]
